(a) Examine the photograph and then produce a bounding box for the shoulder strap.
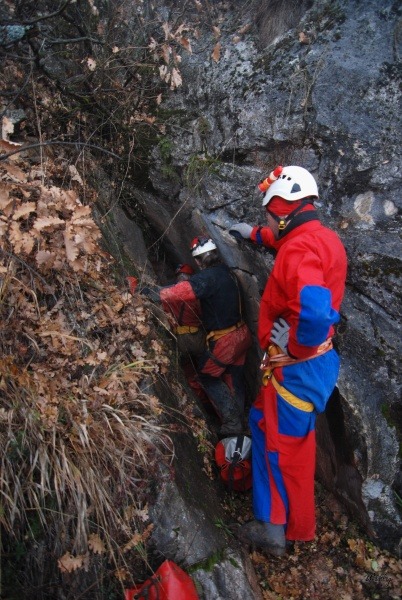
[278,209,319,239]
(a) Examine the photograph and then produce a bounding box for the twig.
[0,141,122,161]
[45,36,103,46]
[102,136,135,219]
[31,65,44,183]
[18,0,74,26]
[38,331,94,350]
[0,248,49,288]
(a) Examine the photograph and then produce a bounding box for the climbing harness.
[206,320,244,343]
[260,340,333,412]
[270,375,314,412]
[174,325,200,335]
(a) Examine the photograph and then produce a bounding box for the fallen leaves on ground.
[223,485,402,600]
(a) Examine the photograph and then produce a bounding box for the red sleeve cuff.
[250,226,276,248]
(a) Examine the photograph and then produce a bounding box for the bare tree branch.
[0,141,122,161]
[19,0,75,26]
[45,36,103,46]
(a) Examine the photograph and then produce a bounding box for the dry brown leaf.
[69,165,84,185]
[148,37,157,51]
[0,184,12,213]
[238,24,251,35]
[123,532,143,552]
[134,505,149,522]
[63,229,79,263]
[161,22,171,40]
[0,139,22,154]
[1,161,26,182]
[170,67,182,89]
[87,57,97,71]
[88,533,106,555]
[159,65,170,83]
[93,386,110,396]
[148,395,162,414]
[35,249,55,266]
[33,216,65,231]
[211,42,221,63]
[12,202,37,220]
[180,37,192,53]
[136,323,150,336]
[1,116,15,141]
[114,567,130,581]
[19,231,35,255]
[58,552,85,573]
[161,43,171,64]
[9,221,23,244]
[0,217,8,238]
[173,24,188,37]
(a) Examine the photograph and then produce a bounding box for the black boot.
[198,374,243,435]
[219,416,243,437]
[236,520,286,557]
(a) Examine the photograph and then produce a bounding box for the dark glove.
[229,223,253,240]
[270,318,290,353]
[139,287,160,302]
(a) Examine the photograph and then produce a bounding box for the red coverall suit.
[159,287,208,404]
[249,219,347,541]
[160,264,252,434]
[159,286,202,335]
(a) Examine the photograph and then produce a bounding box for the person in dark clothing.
[143,237,252,436]
[186,237,252,435]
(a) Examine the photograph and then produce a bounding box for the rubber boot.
[198,374,243,436]
[236,520,286,557]
[219,416,243,437]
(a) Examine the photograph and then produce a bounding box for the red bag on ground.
[125,560,199,600]
[215,435,252,492]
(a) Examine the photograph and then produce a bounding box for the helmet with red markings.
[190,237,217,257]
[262,166,318,207]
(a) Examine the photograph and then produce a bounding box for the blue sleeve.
[297,285,340,346]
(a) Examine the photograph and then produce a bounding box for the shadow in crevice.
[316,387,374,536]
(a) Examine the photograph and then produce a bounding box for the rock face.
[116,0,401,554]
[148,441,263,600]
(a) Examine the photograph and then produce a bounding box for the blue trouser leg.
[249,406,272,521]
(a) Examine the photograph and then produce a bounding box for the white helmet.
[262,166,318,207]
[190,236,217,257]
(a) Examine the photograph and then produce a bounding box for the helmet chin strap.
[267,198,317,237]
